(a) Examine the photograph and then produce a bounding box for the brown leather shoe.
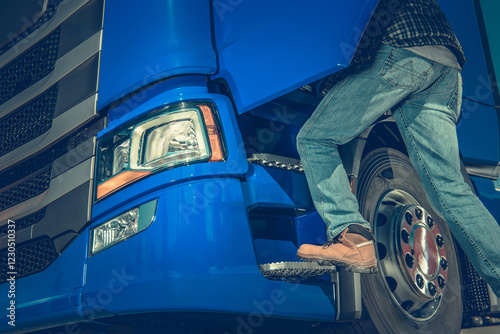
[297,224,378,273]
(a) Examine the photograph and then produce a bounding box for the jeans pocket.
[379,48,434,89]
[447,71,463,123]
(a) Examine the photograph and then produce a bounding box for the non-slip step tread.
[259,261,336,279]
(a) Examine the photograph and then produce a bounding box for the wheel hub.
[396,205,448,300]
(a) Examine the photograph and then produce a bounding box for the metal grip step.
[259,261,336,279]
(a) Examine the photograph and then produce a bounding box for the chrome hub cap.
[396,205,448,300]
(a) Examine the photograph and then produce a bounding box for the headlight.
[90,199,157,255]
[130,109,208,169]
[96,103,225,200]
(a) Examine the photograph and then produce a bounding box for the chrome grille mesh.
[0,85,58,157]
[0,28,60,106]
[0,237,57,283]
[0,169,52,211]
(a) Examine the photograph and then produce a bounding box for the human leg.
[296,45,442,272]
[394,69,500,296]
[297,44,436,240]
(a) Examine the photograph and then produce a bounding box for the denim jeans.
[297,44,500,296]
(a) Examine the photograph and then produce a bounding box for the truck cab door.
[211,0,379,114]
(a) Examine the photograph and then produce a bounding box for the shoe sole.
[297,255,378,274]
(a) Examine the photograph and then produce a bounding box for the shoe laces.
[323,235,342,249]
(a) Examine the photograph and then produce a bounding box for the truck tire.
[356,148,463,334]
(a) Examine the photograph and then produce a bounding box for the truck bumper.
[82,177,336,324]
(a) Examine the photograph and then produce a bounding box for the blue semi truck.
[1,0,500,333]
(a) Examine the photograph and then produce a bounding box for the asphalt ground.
[461,326,500,334]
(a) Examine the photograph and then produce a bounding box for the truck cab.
[1,0,500,333]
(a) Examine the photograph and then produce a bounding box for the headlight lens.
[92,208,139,253]
[112,138,130,175]
[141,120,200,168]
[129,108,209,170]
[96,103,225,200]
[91,199,157,255]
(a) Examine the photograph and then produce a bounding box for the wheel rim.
[374,189,449,321]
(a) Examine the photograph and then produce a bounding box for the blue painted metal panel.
[97,0,217,111]
[253,239,301,264]
[250,213,327,265]
[105,76,208,124]
[89,82,337,320]
[470,176,500,225]
[440,0,500,163]
[295,212,327,246]
[84,179,337,321]
[93,89,249,219]
[0,234,88,333]
[241,164,296,209]
[211,0,379,113]
[241,164,315,210]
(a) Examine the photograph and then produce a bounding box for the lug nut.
[441,257,449,271]
[438,275,446,288]
[427,216,434,229]
[401,228,410,244]
[416,274,424,289]
[405,253,415,269]
[436,235,445,248]
[472,316,484,327]
[405,211,413,225]
[415,207,423,220]
[428,282,437,296]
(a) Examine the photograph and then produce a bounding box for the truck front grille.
[0,0,62,57]
[0,28,60,106]
[0,169,52,211]
[0,0,104,284]
[0,237,57,284]
[0,208,46,235]
[0,85,58,156]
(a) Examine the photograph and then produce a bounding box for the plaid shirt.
[355,0,465,67]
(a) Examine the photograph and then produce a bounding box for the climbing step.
[259,261,336,279]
